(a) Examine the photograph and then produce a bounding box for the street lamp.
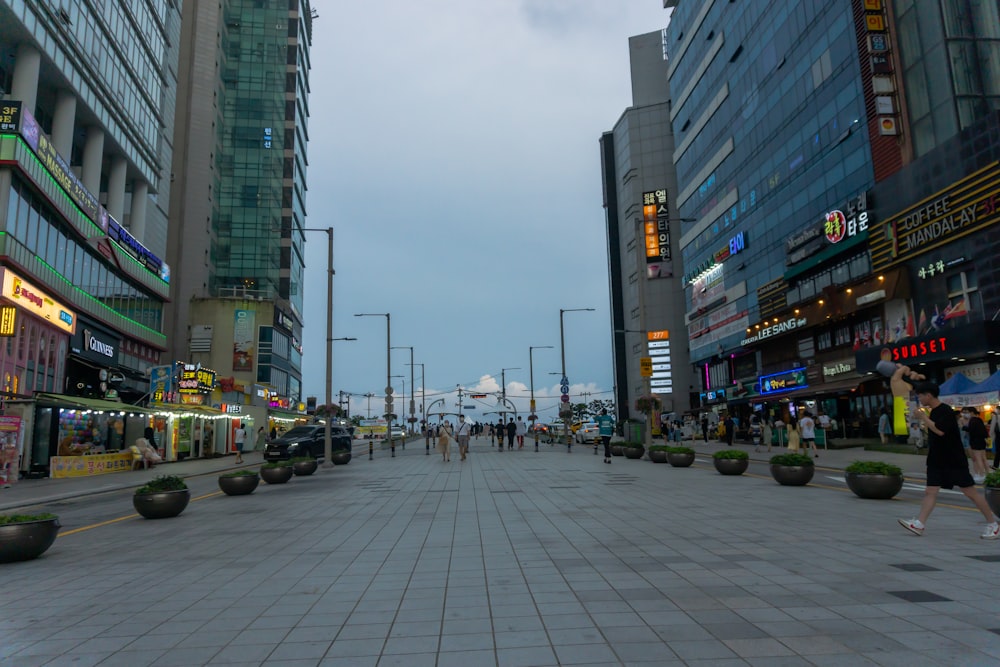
[355,312,391,459]
[392,346,415,437]
[390,374,405,441]
[559,308,595,451]
[364,392,375,418]
[407,361,427,454]
[530,345,553,452]
[302,226,336,467]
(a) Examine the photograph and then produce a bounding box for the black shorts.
[925,467,975,489]
[970,442,987,451]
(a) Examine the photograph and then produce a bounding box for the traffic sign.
[560,385,569,395]
[385,386,394,395]
[640,356,653,377]
[561,376,568,384]
[560,395,570,403]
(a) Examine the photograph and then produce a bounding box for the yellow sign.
[640,357,653,377]
[647,330,669,341]
[50,452,132,478]
[0,269,76,334]
[0,305,15,336]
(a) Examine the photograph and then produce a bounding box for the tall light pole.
[355,312,391,459]
[302,227,336,467]
[559,308,595,451]
[390,375,405,441]
[530,345,553,452]
[407,362,426,454]
[392,346,415,435]
[364,392,375,418]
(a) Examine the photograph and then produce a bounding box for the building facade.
[0,0,180,472]
[168,0,313,425]
[601,31,692,429]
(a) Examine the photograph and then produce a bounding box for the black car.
[263,424,352,462]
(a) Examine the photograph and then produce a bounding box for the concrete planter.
[610,445,624,457]
[648,450,668,463]
[983,486,1000,515]
[0,517,61,563]
[331,450,352,465]
[133,489,190,519]
[713,458,748,475]
[623,447,645,459]
[219,474,260,495]
[667,452,696,468]
[845,472,903,499]
[770,464,814,486]
[292,459,318,476]
[260,465,293,484]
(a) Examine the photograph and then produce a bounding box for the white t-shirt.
[454,421,471,437]
[234,427,247,444]
[817,414,831,428]
[515,420,527,436]
[799,417,815,440]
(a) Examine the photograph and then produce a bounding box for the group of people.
[707,411,825,458]
[434,414,473,462]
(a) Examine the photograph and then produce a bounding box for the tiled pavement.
[2,436,999,666]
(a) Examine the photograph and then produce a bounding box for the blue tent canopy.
[940,372,976,395]
[969,370,1000,394]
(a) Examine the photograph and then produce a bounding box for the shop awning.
[268,408,308,420]
[34,392,156,414]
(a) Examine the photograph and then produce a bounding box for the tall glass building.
[169,0,313,420]
[665,1,878,426]
[0,0,180,471]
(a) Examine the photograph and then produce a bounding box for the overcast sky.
[300,1,669,422]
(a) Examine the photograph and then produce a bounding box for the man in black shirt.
[898,377,999,539]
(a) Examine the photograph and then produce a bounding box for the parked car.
[389,426,406,439]
[264,424,352,462]
[574,422,600,444]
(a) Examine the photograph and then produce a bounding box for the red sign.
[881,336,948,362]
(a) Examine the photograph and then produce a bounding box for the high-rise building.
[601,30,692,429]
[665,1,881,429]
[0,1,180,473]
[168,0,314,428]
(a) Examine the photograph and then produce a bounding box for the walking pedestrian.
[878,407,892,445]
[761,419,773,453]
[899,378,999,539]
[700,414,709,443]
[496,420,505,451]
[991,406,1000,470]
[515,416,526,448]
[454,414,472,461]
[723,413,735,447]
[437,420,453,462]
[750,413,763,452]
[596,409,615,464]
[506,418,516,450]
[786,420,800,452]
[233,422,247,464]
[799,411,818,458]
[961,407,989,484]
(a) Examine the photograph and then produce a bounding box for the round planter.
[985,486,1000,516]
[0,518,61,563]
[623,447,644,460]
[648,450,668,463]
[292,459,318,476]
[667,452,696,468]
[219,474,260,496]
[770,464,815,486]
[713,457,748,476]
[610,445,624,457]
[845,472,903,499]
[133,489,190,519]
[260,465,293,484]
[331,450,352,465]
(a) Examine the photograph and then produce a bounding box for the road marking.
[57,490,223,538]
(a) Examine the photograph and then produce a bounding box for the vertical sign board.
[642,190,672,279]
[233,309,255,372]
[647,330,672,390]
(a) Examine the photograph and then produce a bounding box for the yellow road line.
[57,490,223,538]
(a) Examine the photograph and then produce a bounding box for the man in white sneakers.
[898,378,999,539]
[454,414,472,461]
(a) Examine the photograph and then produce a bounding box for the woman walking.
[787,420,801,452]
[878,407,892,445]
[437,420,453,462]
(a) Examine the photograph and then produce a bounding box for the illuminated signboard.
[871,162,1000,271]
[642,189,673,279]
[0,306,15,336]
[0,101,21,132]
[178,362,216,393]
[0,269,75,334]
[758,368,807,396]
[787,192,870,265]
[647,330,672,390]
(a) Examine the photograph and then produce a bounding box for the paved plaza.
[2,436,999,666]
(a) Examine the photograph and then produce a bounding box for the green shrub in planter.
[0,513,57,526]
[984,470,1000,487]
[982,471,1000,515]
[220,469,258,478]
[622,443,645,459]
[769,453,814,467]
[666,446,695,455]
[261,461,292,469]
[712,449,748,460]
[844,460,902,476]
[648,445,670,452]
[136,474,187,495]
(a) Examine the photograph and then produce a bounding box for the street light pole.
[529,346,553,452]
[355,313,391,459]
[302,227,336,467]
[559,308,595,451]
[392,346,415,437]
[500,367,520,443]
[407,362,426,454]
